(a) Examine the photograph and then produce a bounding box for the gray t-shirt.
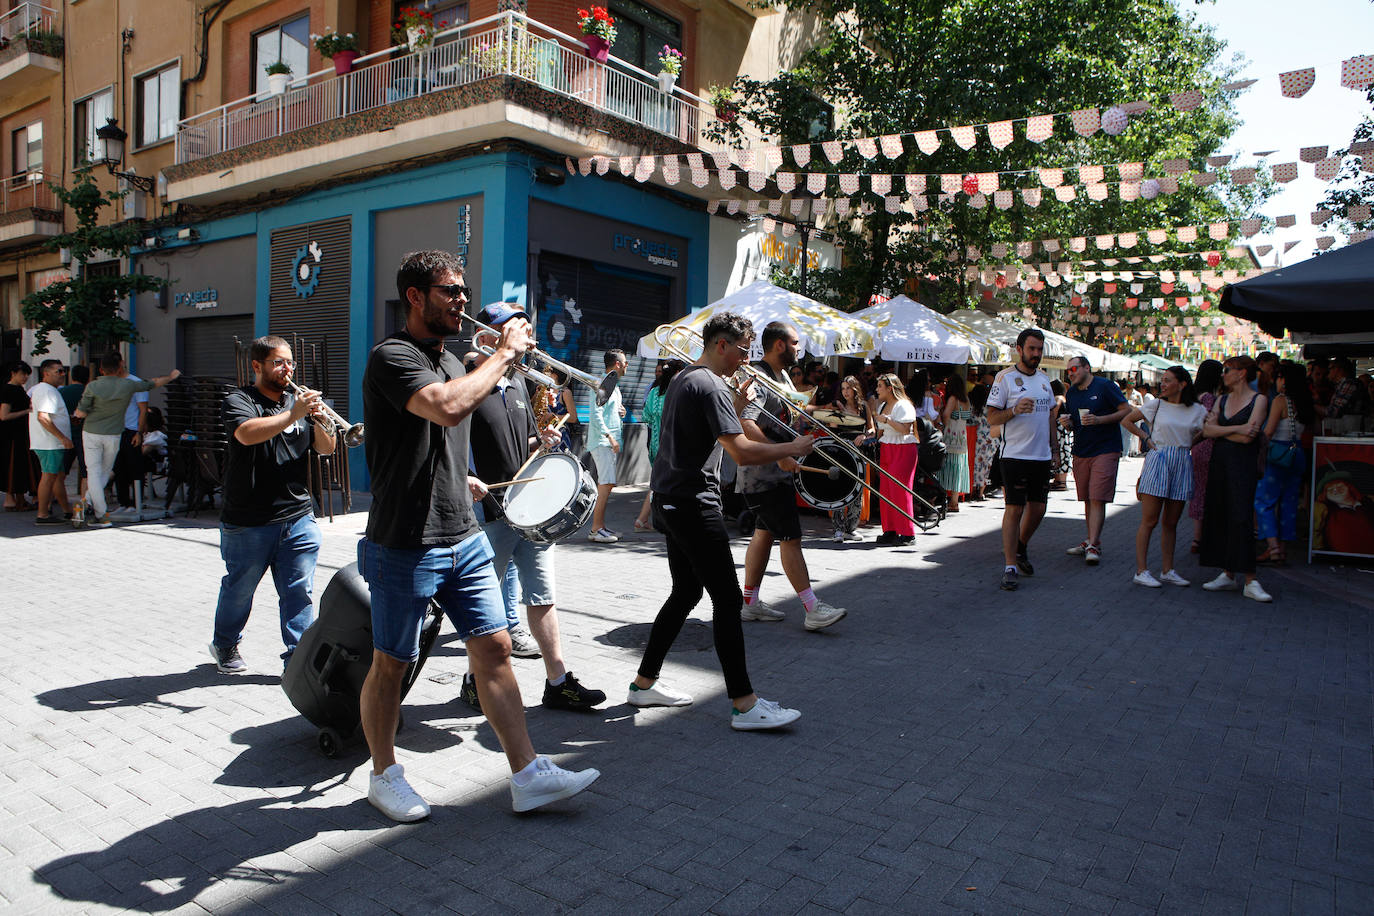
[737,361,795,494]
[650,365,743,510]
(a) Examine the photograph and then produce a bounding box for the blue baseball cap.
[476,302,529,327]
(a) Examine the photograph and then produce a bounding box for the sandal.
[1256,546,1286,564]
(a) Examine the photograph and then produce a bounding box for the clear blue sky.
[1184,0,1374,262]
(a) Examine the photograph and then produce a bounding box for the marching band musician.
[460,302,607,715]
[737,322,848,631]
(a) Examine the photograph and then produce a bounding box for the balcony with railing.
[0,3,62,92]
[0,172,62,249]
[166,11,764,205]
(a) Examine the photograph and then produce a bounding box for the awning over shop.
[1135,352,1198,374]
[1221,238,1374,338]
[854,296,1009,364]
[637,280,879,360]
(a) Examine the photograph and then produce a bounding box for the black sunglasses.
[425,284,471,300]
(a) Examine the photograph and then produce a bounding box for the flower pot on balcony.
[407,27,432,50]
[583,35,610,62]
[332,50,360,74]
[267,73,290,96]
[657,70,677,94]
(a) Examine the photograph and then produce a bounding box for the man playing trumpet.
[209,335,337,674]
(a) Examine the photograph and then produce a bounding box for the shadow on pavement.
[35,667,282,714]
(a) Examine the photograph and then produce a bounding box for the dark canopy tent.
[1220,238,1374,337]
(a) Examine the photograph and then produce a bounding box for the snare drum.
[795,440,863,510]
[502,452,596,544]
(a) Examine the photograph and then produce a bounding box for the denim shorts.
[481,519,556,607]
[358,533,506,662]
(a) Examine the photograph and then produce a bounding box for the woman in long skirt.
[936,373,971,512]
[869,373,919,546]
[1187,360,1223,552]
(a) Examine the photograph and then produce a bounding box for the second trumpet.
[287,380,365,447]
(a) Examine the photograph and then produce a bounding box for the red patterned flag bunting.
[994,190,1013,209]
[969,192,987,209]
[1275,214,1296,228]
[775,171,796,193]
[1079,164,1104,184]
[1230,167,1256,185]
[976,172,999,193]
[950,125,978,150]
[1162,158,1189,174]
[661,156,679,184]
[807,172,826,194]
[618,156,634,175]
[1312,209,1332,224]
[839,173,860,195]
[1170,90,1203,111]
[1314,157,1342,181]
[790,144,810,167]
[870,173,891,195]
[1118,162,1144,181]
[880,134,904,158]
[987,121,1015,149]
[1086,183,1109,201]
[1025,114,1053,143]
[717,170,736,190]
[1147,229,1168,244]
[1206,155,1232,168]
[822,140,844,164]
[1279,67,1316,98]
[1271,162,1298,183]
[1071,108,1100,137]
[1240,218,1262,237]
[914,130,940,154]
[855,137,878,159]
[1055,185,1077,202]
[1039,167,1064,187]
[1118,232,1138,248]
[747,170,766,191]
[1022,188,1042,208]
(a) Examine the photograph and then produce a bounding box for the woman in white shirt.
[870,373,919,546]
[1122,366,1208,588]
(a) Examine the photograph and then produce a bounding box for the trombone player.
[209,335,336,674]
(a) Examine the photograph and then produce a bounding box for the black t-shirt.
[650,364,743,510]
[363,331,478,548]
[220,386,314,527]
[470,377,535,522]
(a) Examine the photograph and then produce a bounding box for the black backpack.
[914,416,946,473]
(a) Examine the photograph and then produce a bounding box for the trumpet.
[464,313,605,394]
[287,380,365,447]
[652,324,942,530]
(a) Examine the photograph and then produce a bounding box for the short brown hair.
[250,335,290,364]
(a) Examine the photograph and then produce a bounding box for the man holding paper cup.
[1060,356,1130,565]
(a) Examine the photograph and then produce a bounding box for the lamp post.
[94,119,156,194]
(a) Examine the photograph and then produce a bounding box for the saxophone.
[531,383,553,432]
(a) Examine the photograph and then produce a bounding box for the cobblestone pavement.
[2,457,1372,914]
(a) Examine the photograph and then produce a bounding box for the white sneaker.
[587,527,619,543]
[741,600,785,622]
[831,531,845,542]
[1065,540,1089,556]
[1243,580,1273,603]
[1202,573,1239,591]
[627,681,693,707]
[730,697,801,731]
[842,530,864,542]
[804,600,847,631]
[1159,569,1191,587]
[510,756,599,812]
[1132,570,1162,588]
[368,764,430,822]
[86,514,113,529]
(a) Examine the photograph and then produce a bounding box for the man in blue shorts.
[358,250,599,822]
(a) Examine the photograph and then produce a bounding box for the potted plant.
[576,6,616,62]
[657,45,683,93]
[313,29,361,74]
[393,6,436,50]
[709,83,738,123]
[265,60,292,95]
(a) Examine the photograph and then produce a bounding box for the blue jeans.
[212,513,322,661]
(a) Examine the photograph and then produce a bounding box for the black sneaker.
[893,535,915,546]
[208,642,248,674]
[875,531,898,545]
[35,515,63,525]
[1015,543,1034,576]
[542,671,607,712]
[460,672,482,713]
[1000,568,1020,591]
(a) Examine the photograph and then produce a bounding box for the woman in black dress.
[1198,356,1271,602]
[1,361,37,510]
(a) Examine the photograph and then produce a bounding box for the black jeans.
[114,429,144,506]
[638,496,753,700]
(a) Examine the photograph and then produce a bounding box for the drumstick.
[486,476,544,490]
[795,465,842,479]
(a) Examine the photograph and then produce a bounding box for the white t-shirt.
[914,396,937,421]
[28,381,71,450]
[988,366,1054,460]
[879,399,919,444]
[1144,399,1207,448]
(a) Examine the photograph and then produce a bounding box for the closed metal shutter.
[181,315,253,383]
[268,217,352,416]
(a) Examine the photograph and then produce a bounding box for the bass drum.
[795,440,863,510]
[502,452,596,544]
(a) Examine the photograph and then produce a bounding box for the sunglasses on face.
[426,284,471,301]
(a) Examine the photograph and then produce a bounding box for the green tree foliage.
[1317,85,1373,246]
[726,0,1266,333]
[20,170,164,356]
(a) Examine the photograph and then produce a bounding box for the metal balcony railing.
[1,172,57,215]
[0,2,57,43]
[175,11,765,166]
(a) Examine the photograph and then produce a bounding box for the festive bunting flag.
[1039,168,1064,188]
[1279,67,1316,98]
[1206,155,1232,168]
[905,174,924,194]
[988,121,1015,149]
[912,195,929,211]
[767,200,781,216]
[1349,204,1372,220]
[870,173,891,195]
[1312,209,1332,224]
[1353,141,1374,156]
[789,199,805,217]
[994,190,1014,209]
[1221,78,1257,91]
[1069,237,1088,252]
[717,170,736,189]
[1275,214,1296,228]
[879,134,904,158]
[1079,164,1104,184]
[967,246,982,260]
[807,172,826,194]
[1177,226,1198,243]
[1071,108,1100,137]
[942,174,962,194]
[834,173,856,195]
[711,151,730,171]
[790,144,810,167]
[1193,172,1217,187]
[1240,218,1262,237]
[1042,240,1060,253]
[1351,230,1372,244]
[690,166,708,187]
[1162,158,1189,174]
[1342,55,1374,88]
[1118,232,1138,248]
[885,196,901,213]
[951,125,978,150]
[705,200,719,215]
[1022,188,1042,208]
[836,199,851,217]
[745,200,760,216]
[618,156,635,175]
[976,172,999,193]
[1117,162,1143,181]
[1095,234,1114,250]
[659,156,678,185]
[855,137,878,159]
[781,222,794,237]
[1283,240,1300,253]
[763,148,783,173]
[634,158,654,182]
[1272,162,1298,183]
[1314,157,1342,181]
[1300,145,1328,163]
[1101,105,1128,135]
[991,243,1008,259]
[1159,176,1179,194]
[1170,89,1203,111]
[1255,244,1273,256]
[822,140,843,164]
[565,157,576,174]
[914,130,940,154]
[1147,229,1168,244]
[969,192,987,209]
[761,217,775,233]
[747,170,766,191]
[1231,167,1256,185]
[1025,114,1054,143]
[579,158,593,176]
[736,149,756,170]
[1086,183,1109,201]
[1315,235,1334,250]
[1119,182,1140,201]
[725,200,739,214]
[775,171,796,192]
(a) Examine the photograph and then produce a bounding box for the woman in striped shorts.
[1122,366,1208,588]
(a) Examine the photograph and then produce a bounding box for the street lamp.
[94,119,156,194]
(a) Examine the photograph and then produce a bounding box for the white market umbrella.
[948,309,1068,364]
[854,295,1008,364]
[637,280,880,360]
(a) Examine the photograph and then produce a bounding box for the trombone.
[287,380,365,447]
[464,313,604,394]
[652,324,943,531]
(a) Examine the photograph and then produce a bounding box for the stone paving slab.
[1,456,1371,914]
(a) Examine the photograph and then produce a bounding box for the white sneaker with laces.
[741,600,786,622]
[368,764,431,822]
[1065,541,1089,556]
[1132,570,1162,588]
[587,527,619,543]
[731,697,801,731]
[509,756,600,812]
[507,624,541,658]
[1159,569,1191,587]
[842,530,864,542]
[831,531,845,542]
[804,600,847,631]
[1243,580,1273,603]
[627,680,693,707]
[1202,572,1239,591]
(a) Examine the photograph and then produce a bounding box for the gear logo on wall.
[291,241,323,298]
[538,297,581,361]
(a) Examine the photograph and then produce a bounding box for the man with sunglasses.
[210,336,335,675]
[358,250,599,822]
[1059,356,1129,565]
